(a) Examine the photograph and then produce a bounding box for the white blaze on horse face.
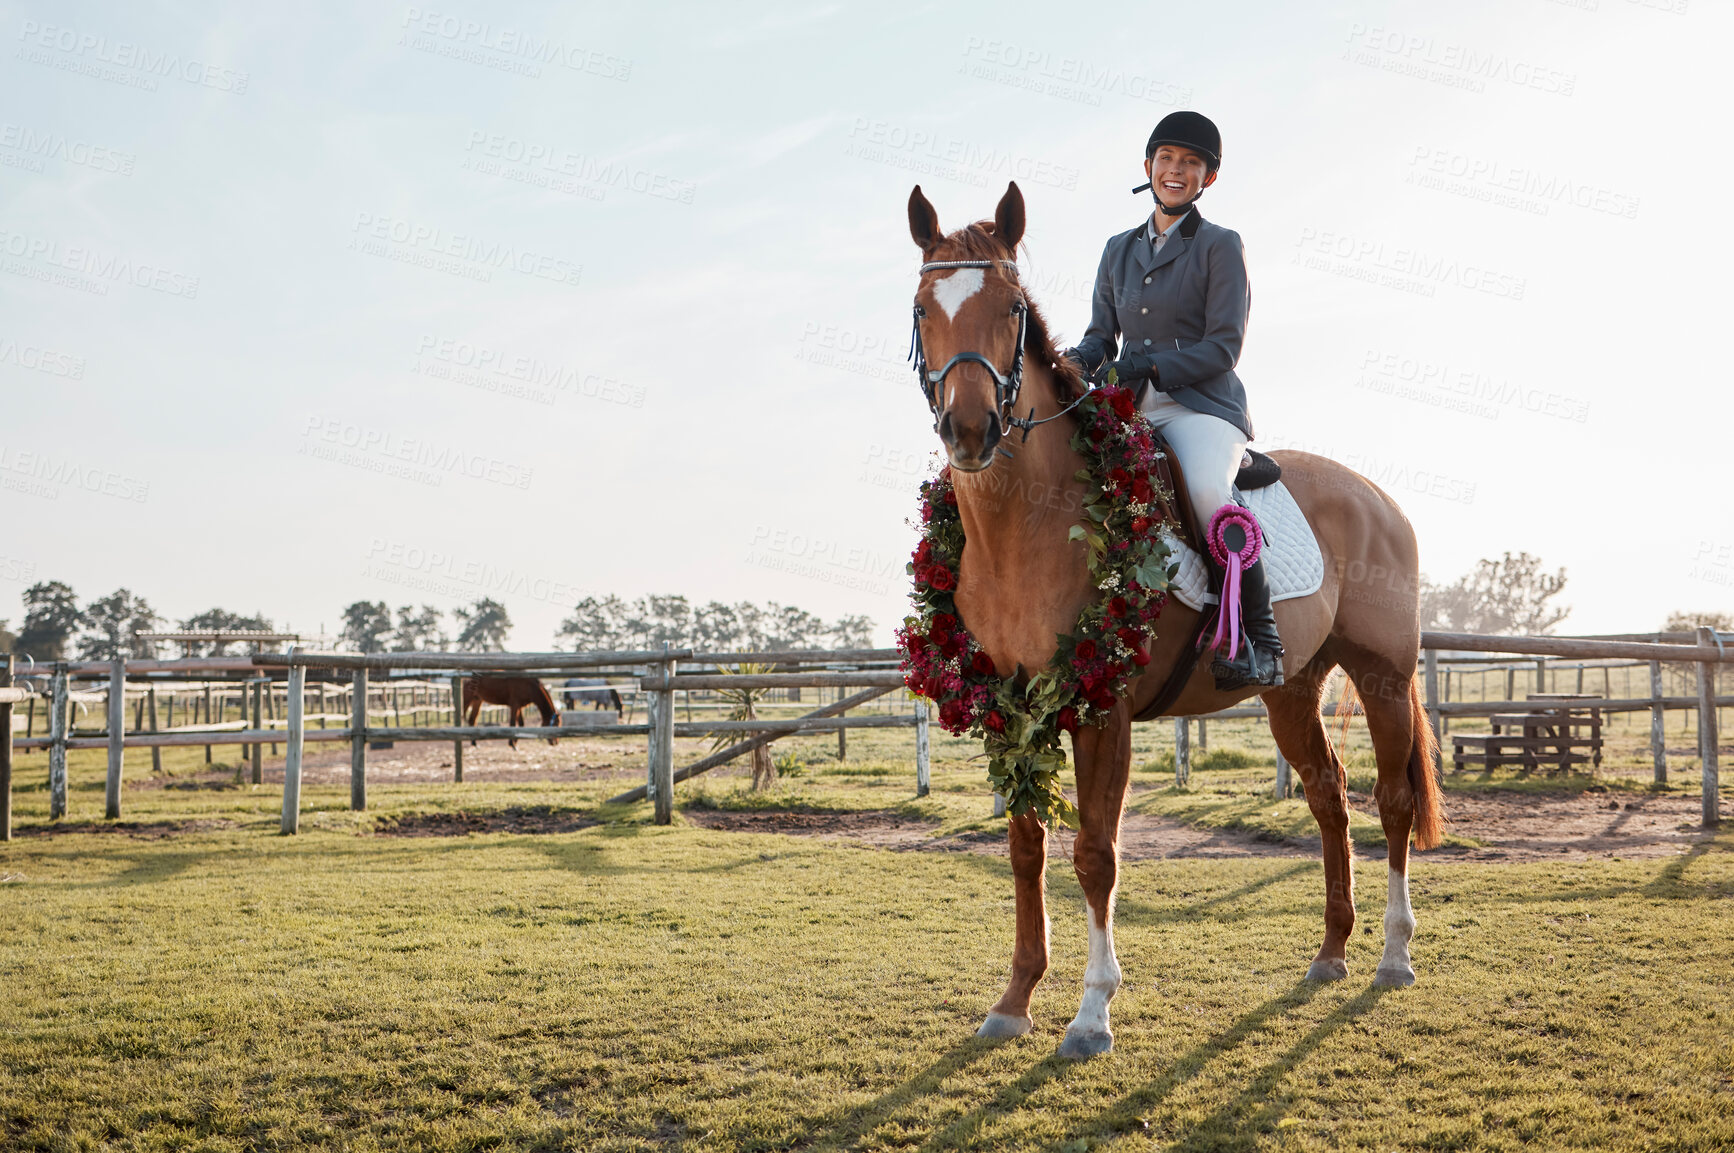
[1067,902,1122,1038]
[1379,867,1417,973]
[931,268,985,321]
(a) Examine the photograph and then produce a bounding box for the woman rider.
[1063,111,1282,689]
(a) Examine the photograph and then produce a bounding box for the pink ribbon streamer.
[1204,505,1264,660]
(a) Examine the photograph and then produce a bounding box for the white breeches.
[1139,392,1248,529]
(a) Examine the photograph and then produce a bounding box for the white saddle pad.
[1161,480,1324,611]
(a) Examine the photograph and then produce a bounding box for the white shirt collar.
[1146,213,1184,246]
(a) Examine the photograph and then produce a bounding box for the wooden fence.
[2,628,1727,840]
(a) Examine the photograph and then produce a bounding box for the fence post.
[1535,657,1548,697]
[48,666,68,819]
[1174,717,1190,787]
[1274,748,1291,799]
[202,684,212,763]
[105,657,125,820]
[1650,660,1666,784]
[993,792,1006,818]
[1197,717,1207,751]
[450,675,463,783]
[281,652,305,835]
[1423,647,1443,765]
[146,687,161,775]
[650,649,677,825]
[1699,627,1720,828]
[914,699,930,797]
[351,667,368,812]
[1,654,13,841]
[250,679,263,785]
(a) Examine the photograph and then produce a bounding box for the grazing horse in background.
[906,181,1443,1058]
[563,677,623,716]
[462,676,560,749]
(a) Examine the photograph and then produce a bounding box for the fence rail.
[4,629,1727,836]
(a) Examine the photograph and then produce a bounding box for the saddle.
[1132,436,1282,722]
[1149,435,1282,554]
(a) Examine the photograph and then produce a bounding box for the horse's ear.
[994,182,1025,253]
[909,185,941,250]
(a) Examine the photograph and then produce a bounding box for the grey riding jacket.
[1074,209,1254,440]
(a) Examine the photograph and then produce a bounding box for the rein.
[910,258,1084,443]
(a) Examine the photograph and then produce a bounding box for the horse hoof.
[976,1012,1032,1040]
[1373,965,1416,989]
[1305,958,1349,982]
[1057,1027,1113,1060]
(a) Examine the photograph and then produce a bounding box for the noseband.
[909,259,1028,433]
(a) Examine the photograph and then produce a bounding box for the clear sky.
[2,0,1728,646]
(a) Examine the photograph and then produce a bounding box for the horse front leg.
[1059,708,1132,1059]
[978,811,1049,1038]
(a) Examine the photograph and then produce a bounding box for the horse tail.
[1407,678,1444,850]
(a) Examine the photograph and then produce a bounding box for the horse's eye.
[914,305,927,318]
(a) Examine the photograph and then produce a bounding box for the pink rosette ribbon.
[1204,504,1263,661]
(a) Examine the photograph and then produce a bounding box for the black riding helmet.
[1131,111,1221,202]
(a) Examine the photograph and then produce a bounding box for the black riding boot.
[1210,555,1285,690]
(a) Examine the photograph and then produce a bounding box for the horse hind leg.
[1262,657,1356,981]
[1353,671,1445,988]
[465,698,480,748]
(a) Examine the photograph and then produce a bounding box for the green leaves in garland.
[897,384,1177,829]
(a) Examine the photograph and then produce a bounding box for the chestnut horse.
[462,676,560,749]
[906,182,1443,1058]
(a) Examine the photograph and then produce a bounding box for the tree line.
[0,582,879,660]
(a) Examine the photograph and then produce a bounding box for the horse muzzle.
[938,408,1003,473]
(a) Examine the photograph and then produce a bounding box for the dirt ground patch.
[685,789,1724,865]
[15,818,239,839]
[373,806,598,837]
[1398,787,1721,863]
[129,738,637,790]
[685,807,1309,860]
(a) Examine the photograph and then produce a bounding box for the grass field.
[2,716,1731,1151]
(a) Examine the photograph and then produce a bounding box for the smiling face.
[1144,144,1216,207]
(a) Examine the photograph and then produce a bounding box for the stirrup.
[1211,641,1284,690]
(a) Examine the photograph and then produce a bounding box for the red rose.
[928,566,956,592]
[914,539,933,565]
[1117,626,1140,647]
[1132,478,1153,505]
[1131,646,1151,667]
[1103,663,1123,682]
[1091,687,1116,710]
[1131,517,1149,534]
[943,490,957,506]
[1078,671,1100,694]
[932,612,956,632]
[983,710,1006,734]
[1109,596,1129,619]
[1074,639,1098,662]
[1110,390,1135,420]
[1056,706,1079,733]
[939,699,968,730]
[1109,467,1131,486]
[971,651,996,676]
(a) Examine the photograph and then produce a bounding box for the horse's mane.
[937,222,1088,401]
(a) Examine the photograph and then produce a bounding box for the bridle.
[909,258,1089,445]
[908,258,1027,430]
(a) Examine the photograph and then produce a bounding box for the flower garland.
[897,384,1175,828]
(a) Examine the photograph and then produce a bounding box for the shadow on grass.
[787,1036,1005,1152]
[1115,862,1318,927]
[1069,980,1386,1146]
[1150,985,1388,1149]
